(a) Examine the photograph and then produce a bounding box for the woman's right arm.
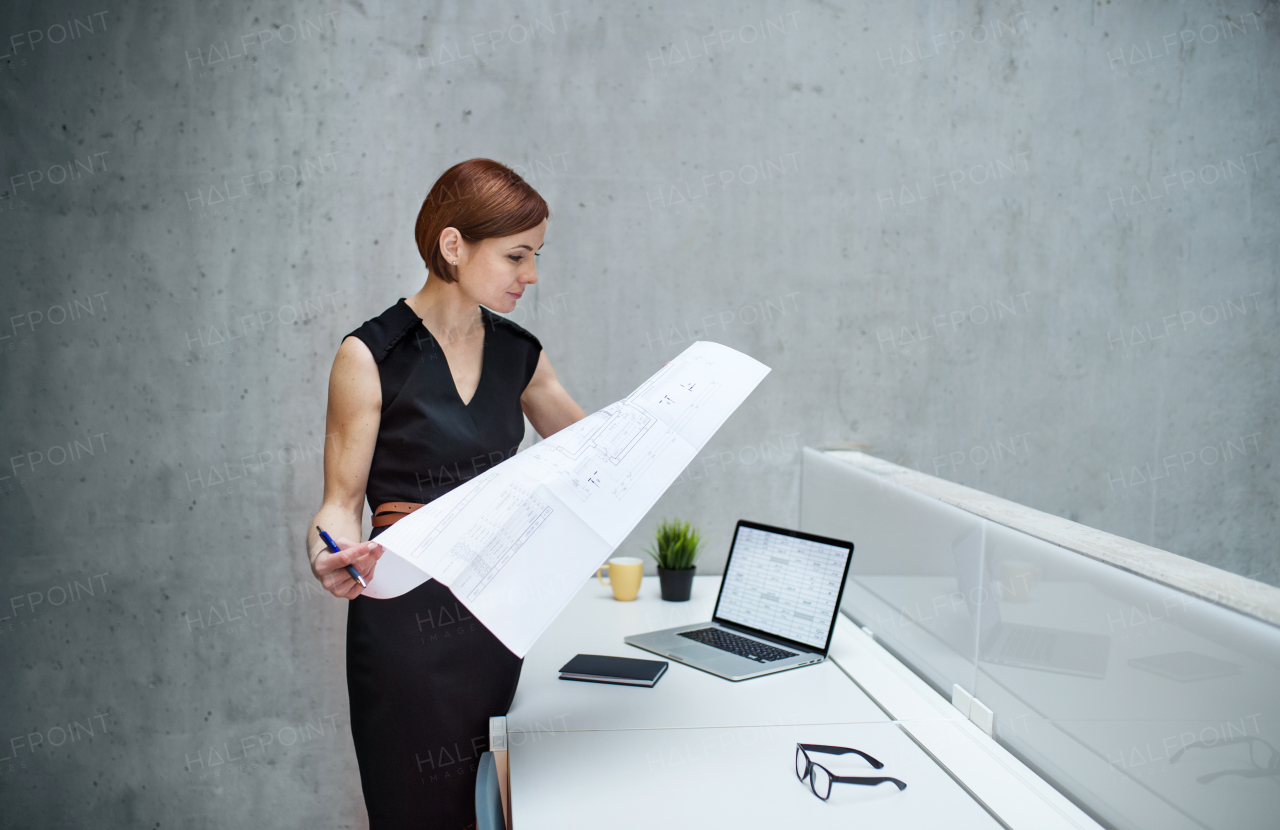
[305,336,385,600]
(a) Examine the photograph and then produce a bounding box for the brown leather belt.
[372,501,426,528]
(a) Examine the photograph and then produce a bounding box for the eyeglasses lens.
[810,763,833,800]
[795,746,809,781]
[1250,739,1276,770]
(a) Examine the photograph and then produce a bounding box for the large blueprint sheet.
[364,341,771,656]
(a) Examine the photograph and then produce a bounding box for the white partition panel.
[800,449,981,698]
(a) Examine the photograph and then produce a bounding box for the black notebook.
[559,654,669,687]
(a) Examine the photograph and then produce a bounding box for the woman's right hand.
[312,537,385,600]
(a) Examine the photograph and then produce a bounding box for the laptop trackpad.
[668,645,708,662]
[669,644,751,672]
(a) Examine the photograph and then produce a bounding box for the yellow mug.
[596,557,643,601]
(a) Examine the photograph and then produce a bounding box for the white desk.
[506,575,887,735]
[504,576,1005,829]
[512,722,1000,829]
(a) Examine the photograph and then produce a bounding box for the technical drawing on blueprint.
[625,353,723,442]
[441,478,554,601]
[521,399,676,505]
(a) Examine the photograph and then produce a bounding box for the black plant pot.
[657,567,696,602]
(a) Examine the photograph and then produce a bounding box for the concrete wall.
[0,0,1274,826]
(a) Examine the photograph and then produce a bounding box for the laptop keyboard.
[1000,626,1055,662]
[678,627,798,663]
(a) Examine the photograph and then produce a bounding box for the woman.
[305,158,586,828]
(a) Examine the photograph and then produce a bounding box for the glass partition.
[801,448,1280,830]
[975,522,1280,830]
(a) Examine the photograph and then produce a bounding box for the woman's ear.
[438,227,460,262]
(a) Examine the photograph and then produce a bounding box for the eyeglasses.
[795,744,907,801]
[1169,736,1280,783]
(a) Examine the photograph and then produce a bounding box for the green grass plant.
[642,517,705,570]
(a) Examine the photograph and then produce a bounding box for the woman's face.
[449,219,546,314]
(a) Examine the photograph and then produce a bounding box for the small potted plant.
[642,518,705,602]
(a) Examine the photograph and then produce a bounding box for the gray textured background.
[0,1,1275,826]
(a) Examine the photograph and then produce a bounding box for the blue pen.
[317,526,367,588]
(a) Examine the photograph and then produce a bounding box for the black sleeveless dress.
[343,298,541,830]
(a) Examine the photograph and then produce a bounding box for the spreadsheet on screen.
[715,527,848,649]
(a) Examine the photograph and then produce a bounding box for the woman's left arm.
[521,351,586,438]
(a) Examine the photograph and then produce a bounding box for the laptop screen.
[712,522,853,652]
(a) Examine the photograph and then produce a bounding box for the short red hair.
[414,159,551,283]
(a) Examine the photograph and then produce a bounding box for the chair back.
[475,750,506,830]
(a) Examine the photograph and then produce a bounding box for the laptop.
[951,527,1110,678]
[625,520,854,681]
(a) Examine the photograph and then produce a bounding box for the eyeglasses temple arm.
[1171,735,1276,765]
[831,775,907,791]
[1197,768,1280,784]
[798,744,885,769]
